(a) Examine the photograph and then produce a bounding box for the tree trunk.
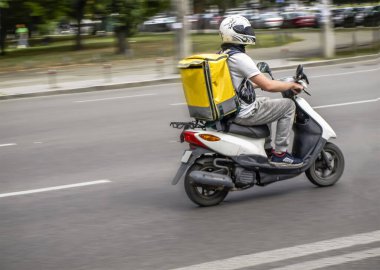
[75,16,82,50]
[0,8,5,56]
[0,31,5,55]
[114,26,129,55]
[74,0,86,50]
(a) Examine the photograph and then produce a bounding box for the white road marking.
[0,143,17,147]
[269,247,380,270]
[169,230,380,270]
[313,98,379,109]
[309,67,380,78]
[0,180,111,198]
[170,102,186,106]
[75,93,156,103]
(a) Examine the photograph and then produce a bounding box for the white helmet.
[219,15,256,45]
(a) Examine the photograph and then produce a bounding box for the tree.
[72,0,87,50]
[0,0,71,55]
[0,0,9,55]
[0,0,31,55]
[106,0,170,54]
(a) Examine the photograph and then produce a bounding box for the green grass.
[335,45,380,57]
[0,33,301,72]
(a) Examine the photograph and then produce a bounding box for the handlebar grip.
[282,89,295,99]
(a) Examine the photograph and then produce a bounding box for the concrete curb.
[0,77,180,100]
[0,54,378,101]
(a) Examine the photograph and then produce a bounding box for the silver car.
[256,13,284,29]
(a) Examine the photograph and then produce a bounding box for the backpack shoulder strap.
[218,49,242,57]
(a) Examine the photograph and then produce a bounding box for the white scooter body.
[188,96,336,157]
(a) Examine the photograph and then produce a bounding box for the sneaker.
[269,151,303,168]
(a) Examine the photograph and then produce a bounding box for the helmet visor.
[233,25,256,38]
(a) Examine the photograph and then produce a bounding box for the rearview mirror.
[296,65,304,79]
[257,62,274,79]
[257,62,270,73]
[295,64,309,84]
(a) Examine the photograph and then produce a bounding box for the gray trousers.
[234,97,296,152]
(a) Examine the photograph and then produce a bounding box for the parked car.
[353,7,368,26]
[222,9,261,29]
[281,11,317,28]
[201,13,222,29]
[56,23,73,35]
[140,14,176,32]
[361,6,380,27]
[332,8,356,28]
[256,12,284,29]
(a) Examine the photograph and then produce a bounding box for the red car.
[281,12,317,28]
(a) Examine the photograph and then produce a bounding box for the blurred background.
[0,0,379,84]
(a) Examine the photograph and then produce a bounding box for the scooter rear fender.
[171,147,215,185]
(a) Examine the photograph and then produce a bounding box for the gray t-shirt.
[227,53,261,118]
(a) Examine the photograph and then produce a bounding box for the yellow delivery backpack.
[178,53,239,122]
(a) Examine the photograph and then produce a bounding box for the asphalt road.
[0,59,379,270]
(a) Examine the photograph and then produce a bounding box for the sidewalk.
[0,30,378,100]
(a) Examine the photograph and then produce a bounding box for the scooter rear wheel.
[184,159,230,207]
[305,142,345,187]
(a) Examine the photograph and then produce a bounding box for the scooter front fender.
[171,147,214,185]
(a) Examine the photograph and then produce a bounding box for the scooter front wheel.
[184,158,230,207]
[306,142,345,187]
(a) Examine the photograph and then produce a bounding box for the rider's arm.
[250,73,303,93]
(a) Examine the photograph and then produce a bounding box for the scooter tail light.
[199,134,221,142]
[183,131,207,148]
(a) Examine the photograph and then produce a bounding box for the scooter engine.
[234,167,256,188]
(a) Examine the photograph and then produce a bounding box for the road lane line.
[313,98,379,109]
[75,93,157,103]
[0,180,111,198]
[0,143,17,147]
[170,102,186,106]
[169,230,380,270]
[310,67,380,78]
[269,247,380,270]
[275,59,379,72]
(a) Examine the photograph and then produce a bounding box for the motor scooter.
[170,63,345,207]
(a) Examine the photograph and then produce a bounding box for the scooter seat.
[227,123,270,138]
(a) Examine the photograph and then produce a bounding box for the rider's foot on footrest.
[269,151,303,168]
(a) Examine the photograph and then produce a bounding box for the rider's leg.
[234,97,295,152]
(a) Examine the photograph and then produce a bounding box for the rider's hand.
[290,82,304,94]
[297,79,308,90]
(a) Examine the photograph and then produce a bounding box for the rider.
[219,15,304,167]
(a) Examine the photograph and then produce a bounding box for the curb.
[0,77,180,100]
[0,54,378,101]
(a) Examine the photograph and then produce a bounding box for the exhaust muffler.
[189,171,234,188]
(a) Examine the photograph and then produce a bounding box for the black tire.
[184,158,230,207]
[306,142,345,187]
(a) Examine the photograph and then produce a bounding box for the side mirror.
[296,64,304,79]
[257,62,270,73]
[257,62,274,79]
[295,64,309,84]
